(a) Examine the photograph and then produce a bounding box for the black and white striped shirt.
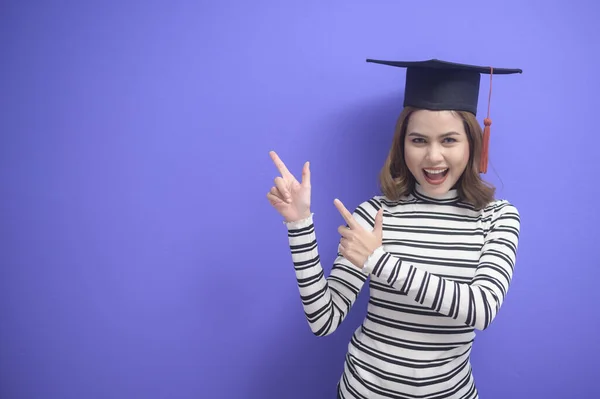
[285,184,520,398]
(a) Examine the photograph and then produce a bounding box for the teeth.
[424,168,448,174]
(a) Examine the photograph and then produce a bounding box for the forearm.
[364,214,519,331]
[286,214,365,336]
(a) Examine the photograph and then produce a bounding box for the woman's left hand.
[334,199,383,269]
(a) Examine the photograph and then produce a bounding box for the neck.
[413,183,459,203]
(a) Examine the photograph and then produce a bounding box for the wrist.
[363,245,385,274]
[284,209,311,223]
[286,214,310,224]
[283,212,314,228]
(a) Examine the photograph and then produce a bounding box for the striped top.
[285,184,520,398]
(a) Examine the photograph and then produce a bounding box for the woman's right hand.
[267,151,311,223]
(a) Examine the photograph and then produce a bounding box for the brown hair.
[378,106,495,210]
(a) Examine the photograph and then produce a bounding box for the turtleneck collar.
[413,183,460,204]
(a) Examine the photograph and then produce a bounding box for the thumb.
[301,161,310,187]
[374,208,383,237]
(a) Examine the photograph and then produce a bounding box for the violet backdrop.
[1,1,599,398]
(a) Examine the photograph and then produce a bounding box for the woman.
[267,58,522,398]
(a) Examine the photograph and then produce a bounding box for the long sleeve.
[285,199,381,336]
[363,202,520,331]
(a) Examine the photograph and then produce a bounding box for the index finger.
[269,151,292,178]
[334,198,358,229]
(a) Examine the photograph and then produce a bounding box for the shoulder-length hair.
[378,106,495,210]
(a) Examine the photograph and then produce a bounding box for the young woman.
[267,59,522,399]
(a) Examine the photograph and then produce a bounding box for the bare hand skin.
[267,151,311,223]
[334,198,383,269]
[267,151,382,268]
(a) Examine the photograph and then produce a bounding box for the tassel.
[479,67,493,174]
[479,118,491,173]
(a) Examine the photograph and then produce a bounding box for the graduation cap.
[366,58,522,173]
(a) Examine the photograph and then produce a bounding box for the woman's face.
[404,109,471,196]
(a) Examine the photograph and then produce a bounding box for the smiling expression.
[404,109,470,196]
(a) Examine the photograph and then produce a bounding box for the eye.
[443,137,457,143]
[411,138,426,144]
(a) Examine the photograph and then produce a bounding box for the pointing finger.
[269,151,292,178]
[334,198,357,229]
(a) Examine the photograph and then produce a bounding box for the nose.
[426,143,445,163]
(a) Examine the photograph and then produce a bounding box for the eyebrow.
[407,131,461,138]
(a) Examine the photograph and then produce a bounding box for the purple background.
[1,1,599,398]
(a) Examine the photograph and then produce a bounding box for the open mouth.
[423,168,449,185]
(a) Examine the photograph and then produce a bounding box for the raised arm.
[285,199,381,336]
[363,201,520,331]
[266,151,378,336]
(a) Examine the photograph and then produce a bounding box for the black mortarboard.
[366,58,523,173]
[365,58,522,115]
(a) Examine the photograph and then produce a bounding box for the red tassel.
[479,67,493,174]
[479,118,491,173]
